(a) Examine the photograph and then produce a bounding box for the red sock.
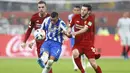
[95,66,102,73]
[49,68,52,73]
[74,57,85,73]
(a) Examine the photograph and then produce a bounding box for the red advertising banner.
[0,34,72,57]
[0,34,125,58]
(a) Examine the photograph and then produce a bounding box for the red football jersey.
[23,12,50,42]
[70,14,95,46]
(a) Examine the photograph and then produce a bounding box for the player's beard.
[82,12,89,19]
[40,11,45,17]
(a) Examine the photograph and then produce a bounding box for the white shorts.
[119,33,130,46]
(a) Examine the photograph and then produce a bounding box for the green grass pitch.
[0,58,130,73]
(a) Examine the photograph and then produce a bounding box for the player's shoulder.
[118,17,124,21]
[72,14,81,19]
[46,13,50,17]
[58,18,65,26]
[86,13,95,21]
[32,12,39,17]
[44,17,50,22]
[29,13,39,21]
[68,14,73,18]
[59,18,65,23]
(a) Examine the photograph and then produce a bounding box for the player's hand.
[71,32,77,37]
[28,42,34,49]
[67,27,71,33]
[66,32,72,38]
[21,42,26,49]
[28,39,35,49]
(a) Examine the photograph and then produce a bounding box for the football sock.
[42,60,54,73]
[95,66,102,73]
[74,57,85,73]
[122,46,126,56]
[49,68,52,73]
[72,55,78,70]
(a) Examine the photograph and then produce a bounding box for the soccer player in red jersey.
[69,4,102,73]
[21,1,52,73]
[21,1,50,57]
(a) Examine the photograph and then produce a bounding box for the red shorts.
[36,39,45,57]
[72,44,95,59]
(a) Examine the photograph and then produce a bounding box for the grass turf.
[0,58,130,73]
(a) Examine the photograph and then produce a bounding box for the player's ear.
[88,11,91,14]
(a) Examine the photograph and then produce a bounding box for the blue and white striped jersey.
[40,17,67,43]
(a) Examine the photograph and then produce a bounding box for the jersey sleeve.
[85,15,95,28]
[60,21,68,32]
[23,17,35,42]
[69,15,75,27]
[68,14,73,22]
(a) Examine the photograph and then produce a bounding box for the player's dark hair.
[51,12,58,18]
[38,1,46,5]
[74,5,80,9]
[82,4,92,11]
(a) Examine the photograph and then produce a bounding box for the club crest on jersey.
[88,21,92,26]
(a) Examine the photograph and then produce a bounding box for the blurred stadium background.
[0,0,130,73]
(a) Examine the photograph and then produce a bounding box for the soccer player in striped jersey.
[39,12,71,73]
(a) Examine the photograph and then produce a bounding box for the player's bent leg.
[72,49,79,71]
[72,49,86,73]
[88,58,102,73]
[72,49,80,58]
[95,53,101,60]
[38,51,49,68]
[72,55,78,71]
[42,56,55,73]
[42,60,54,73]
[37,58,45,68]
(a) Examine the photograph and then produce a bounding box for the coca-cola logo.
[5,35,72,57]
[6,35,37,57]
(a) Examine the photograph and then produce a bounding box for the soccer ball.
[34,29,46,40]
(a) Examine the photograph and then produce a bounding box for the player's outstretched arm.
[62,27,72,38]
[28,39,35,49]
[72,25,88,36]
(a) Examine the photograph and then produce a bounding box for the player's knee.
[89,59,98,69]
[41,52,49,63]
[72,49,79,58]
